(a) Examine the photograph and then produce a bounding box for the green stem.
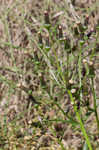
[68,90,93,150]
[91,78,99,132]
[78,46,83,102]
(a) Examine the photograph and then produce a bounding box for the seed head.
[88,61,93,66]
[83,59,87,64]
[69,79,74,84]
[71,88,76,94]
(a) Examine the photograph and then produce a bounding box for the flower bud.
[84,14,89,26]
[58,25,63,39]
[44,10,50,24]
[38,32,43,45]
[45,34,50,51]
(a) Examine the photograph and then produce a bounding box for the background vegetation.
[0,0,99,149]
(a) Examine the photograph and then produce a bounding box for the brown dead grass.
[0,0,99,149]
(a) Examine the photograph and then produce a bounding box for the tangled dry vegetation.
[0,0,99,149]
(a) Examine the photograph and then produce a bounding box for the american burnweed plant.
[31,7,99,149]
[0,0,99,149]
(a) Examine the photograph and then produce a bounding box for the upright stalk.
[68,90,93,150]
[91,77,99,132]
